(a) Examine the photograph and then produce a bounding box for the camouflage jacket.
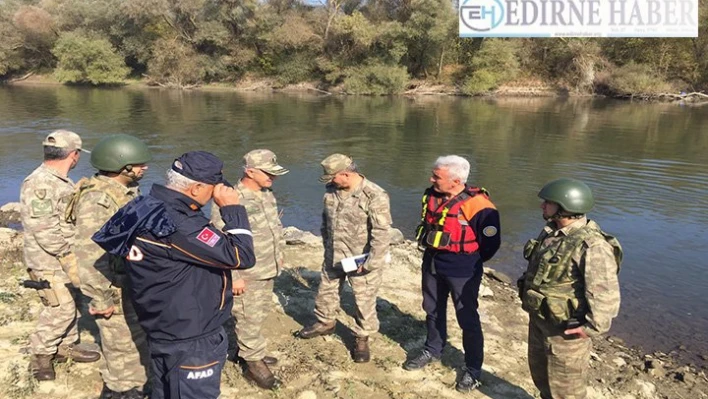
[70,175,139,311]
[20,164,75,271]
[521,217,622,336]
[210,180,284,281]
[321,177,392,271]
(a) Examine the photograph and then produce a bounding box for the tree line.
[1,0,707,95]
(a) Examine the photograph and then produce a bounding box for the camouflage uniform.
[314,156,392,338]
[210,180,285,361]
[521,217,621,399]
[20,163,79,356]
[71,175,149,392]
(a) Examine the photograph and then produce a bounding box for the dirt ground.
[0,206,706,399]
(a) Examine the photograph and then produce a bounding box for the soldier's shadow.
[274,267,322,330]
[75,289,101,344]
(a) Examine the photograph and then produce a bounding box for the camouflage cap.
[42,130,89,153]
[319,153,353,183]
[243,149,289,176]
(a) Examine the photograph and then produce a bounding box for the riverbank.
[8,74,705,103]
[0,204,705,398]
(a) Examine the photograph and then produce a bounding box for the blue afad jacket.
[92,184,255,342]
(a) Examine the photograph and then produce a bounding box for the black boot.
[29,354,55,381]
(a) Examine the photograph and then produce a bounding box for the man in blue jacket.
[93,151,255,399]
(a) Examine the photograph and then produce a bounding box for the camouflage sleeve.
[364,191,392,271]
[320,195,329,247]
[21,180,72,257]
[210,203,226,231]
[581,240,621,336]
[74,192,117,311]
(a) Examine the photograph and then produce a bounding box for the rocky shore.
[0,202,705,398]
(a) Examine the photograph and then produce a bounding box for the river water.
[1,85,707,366]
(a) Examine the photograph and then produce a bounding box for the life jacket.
[521,220,623,327]
[415,186,489,253]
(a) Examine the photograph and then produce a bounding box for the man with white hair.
[403,155,501,393]
[92,151,256,399]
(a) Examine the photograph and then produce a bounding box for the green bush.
[605,62,674,95]
[275,53,317,86]
[461,69,499,95]
[459,38,520,94]
[343,64,409,95]
[52,32,128,85]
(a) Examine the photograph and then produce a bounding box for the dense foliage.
[1,0,707,94]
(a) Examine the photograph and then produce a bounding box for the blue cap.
[171,151,231,186]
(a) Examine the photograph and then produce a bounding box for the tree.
[146,37,208,88]
[52,32,129,85]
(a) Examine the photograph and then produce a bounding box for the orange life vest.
[416,186,489,254]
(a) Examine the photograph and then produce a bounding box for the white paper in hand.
[341,253,369,273]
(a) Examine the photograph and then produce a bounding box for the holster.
[26,269,60,307]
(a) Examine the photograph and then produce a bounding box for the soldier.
[20,130,100,381]
[68,135,151,399]
[297,154,392,363]
[518,178,622,399]
[403,155,501,392]
[209,149,288,390]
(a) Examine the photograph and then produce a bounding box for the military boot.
[353,336,370,363]
[236,355,278,366]
[119,388,145,399]
[55,343,101,363]
[245,360,281,390]
[297,322,335,339]
[30,354,55,381]
[263,356,278,366]
[99,384,119,399]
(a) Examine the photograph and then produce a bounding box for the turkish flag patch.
[196,227,221,247]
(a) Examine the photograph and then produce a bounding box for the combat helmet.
[538,178,594,215]
[90,134,151,172]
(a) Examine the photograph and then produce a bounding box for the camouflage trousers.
[95,288,150,392]
[232,278,275,361]
[28,269,79,356]
[314,264,383,338]
[528,316,592,399]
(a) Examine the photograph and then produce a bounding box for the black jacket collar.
[150,184,202,215]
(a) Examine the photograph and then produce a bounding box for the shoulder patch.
[30,198,53,217]
[35,189,47,200]
[482,226,498,237]
[196,227,221,247]
[97,193,113,209]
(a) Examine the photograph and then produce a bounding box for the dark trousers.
[148,328,228,399]
[422,264,484,379]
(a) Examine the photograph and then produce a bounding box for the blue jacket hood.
[92,194,176,257]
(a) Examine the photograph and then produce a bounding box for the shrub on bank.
[342,64,409,95]
[460,38,520,95]
[52,32,128,85]
[603,62,674,96]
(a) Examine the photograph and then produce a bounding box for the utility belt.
[23,269,60,307]
[521,287,586,330]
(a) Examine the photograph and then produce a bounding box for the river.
[1,85,707,366]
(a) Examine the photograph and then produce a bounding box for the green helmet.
[90,134,151,172]
[538,178,594,214]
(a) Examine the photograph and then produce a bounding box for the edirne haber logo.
[459,0,698,38]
